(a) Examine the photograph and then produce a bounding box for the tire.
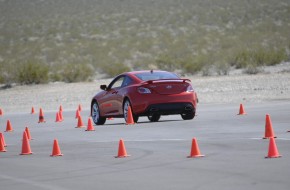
[91,101,106,125]
[181,111,195,120]
[148,113,161,122]
[123,99,139,123]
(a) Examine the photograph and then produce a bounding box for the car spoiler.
[142,79,191,85]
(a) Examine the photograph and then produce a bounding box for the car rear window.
[135,71,179,81]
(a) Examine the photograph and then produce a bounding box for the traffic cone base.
[50,139,63,157]
[237,104,246,115]
[115,139,130,158]
[264,136,277,140]
[265,138,281,158]
[187,154,205,158]
[126,106,135,125]
[188,138,205,158]
[5,120,13,132]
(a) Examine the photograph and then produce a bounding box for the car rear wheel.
[123,99,139,123]
[91,101,106,125]
[181,111,195,120]
[148,114,161,122]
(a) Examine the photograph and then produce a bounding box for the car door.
[102,76,126,115]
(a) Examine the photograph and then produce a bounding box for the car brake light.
[186,85,194,92]
[138,87,151,94]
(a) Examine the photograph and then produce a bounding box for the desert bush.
[243,64,262,75]
[181,55,208,75]
[215,61,231,76]
[0,61,17,85]
[233,47,288,69]
[17,61,49,85]
[61,63,94,83]
[100,63,130,78]
[155,54,178,71]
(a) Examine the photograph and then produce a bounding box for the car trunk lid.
[142,79,190,95]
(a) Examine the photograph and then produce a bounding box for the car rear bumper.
[138,102,195,116]
[130,91,197,116]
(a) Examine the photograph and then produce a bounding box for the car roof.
[124,70,171,75]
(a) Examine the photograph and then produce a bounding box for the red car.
[91,70,198,125]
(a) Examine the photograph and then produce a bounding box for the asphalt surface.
[1,101,290,190]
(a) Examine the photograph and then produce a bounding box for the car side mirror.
[100,85,107,91]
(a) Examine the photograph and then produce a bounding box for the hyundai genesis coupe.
[91,70,198,125]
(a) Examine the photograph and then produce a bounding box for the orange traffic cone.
[31,107,35,114]
[50,139,63,157]
[59,111,63,121]
[75,109,80,119]
[237,104,246,115]
[5,120,13,132]
[188,138,205,158]
[55,112,61,122]
[0,136,6,152]
[59,105,63,121]
[0,132,7,147]
[38,108,46,123]
[78,104,82,111]
[115,139,130,158]
[265,137,281,158]
[59,105,63,113]
[126,106,135,125]
[86,117,95,131]
[0,108,3,116]
[107,117,114,120]
[76,115,85,128]
[25,127,32,140]
[20,131,32,155]
[263,114,276,139]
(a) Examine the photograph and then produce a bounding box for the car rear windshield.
[134,71,179,81]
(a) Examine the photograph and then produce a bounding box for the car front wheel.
[91,101,106,125]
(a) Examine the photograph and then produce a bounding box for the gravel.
[0,70,290,113]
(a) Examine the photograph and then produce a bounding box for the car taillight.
[137,87,151,94]
[186,85,194,92]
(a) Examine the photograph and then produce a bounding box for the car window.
[135,71,179,81]
[109,76,124,89]
[121,76,133,87]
